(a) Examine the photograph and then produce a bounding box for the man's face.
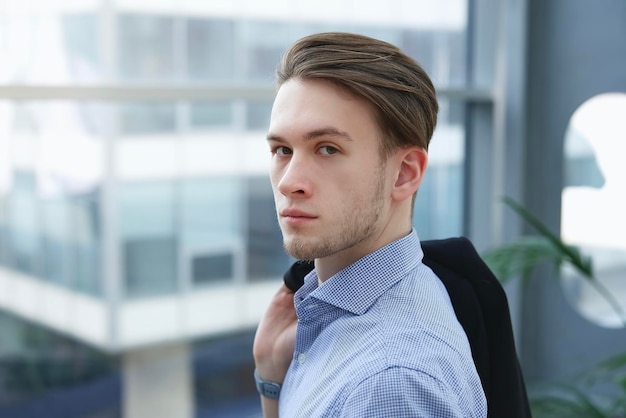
[266,78,395,261]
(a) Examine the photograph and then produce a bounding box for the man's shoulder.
[375,262,458,324]
[370,267,474,364]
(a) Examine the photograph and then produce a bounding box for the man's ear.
[391,147,428,202]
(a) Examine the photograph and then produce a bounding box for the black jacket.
[283,236,531,418]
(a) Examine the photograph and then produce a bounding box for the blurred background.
[0,0,624,417]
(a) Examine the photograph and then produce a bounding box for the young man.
[253,32,487,417]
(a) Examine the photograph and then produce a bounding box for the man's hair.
[276,32,439,156]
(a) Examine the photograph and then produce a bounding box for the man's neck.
[314,223,413,284]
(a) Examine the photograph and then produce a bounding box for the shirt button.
[298,353,307,364]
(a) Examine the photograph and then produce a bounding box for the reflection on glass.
[9,171,40,275]
[193,331,258,416]
[181,177,242,286]
[0,10,467,87]
[190,101,233,129]
[246,176,293,281]
[120,181,177,297]
[240,20,289,81]
[62,13,101,82]
[118,14,175,80]
[0,101,104,295]
[0,196,8,266]
[0,13,100,84]
[245,100,273,130]
[561,93,626,328]
[402,30,437,80]
[187,18,236,81]
[41,191,101,295]
[413,98,464,240]
[0,309,120,415]
[118,102,177,135]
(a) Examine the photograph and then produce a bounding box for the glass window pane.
[193,331,258,415]
[118,102,177,135]
[0,310,120,415]
[8,171,40,275]
[0,101,104,295]
[190,101,233,129]
[181,178,240,245]
[561,93,626,328]
[0,13,101,84]
[446,30,467,87]
[62,13,101,81]
[120,181,177,297]
[0,193,9,266]
[180,177,242,286]
[117,14,176,80]
[41,198,78,285]
[187,18,235,81]
[240,20,290,82]
[245,100,272,130]
[246,176,293,281]
[401,30,437,85]
[413,98,465,239]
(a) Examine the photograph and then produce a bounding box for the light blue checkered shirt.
[279,230,487,417]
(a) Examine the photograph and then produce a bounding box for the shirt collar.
[297,229,424,315]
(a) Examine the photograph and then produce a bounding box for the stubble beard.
[281,166,386,261]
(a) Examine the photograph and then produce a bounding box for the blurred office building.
[0,1,468,416]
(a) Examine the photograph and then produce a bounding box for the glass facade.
[0,1,469,416]
[0,310,121,417]
[0,9,467,296]
[0,100,104,295]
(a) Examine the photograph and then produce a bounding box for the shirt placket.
[293,298,326,367]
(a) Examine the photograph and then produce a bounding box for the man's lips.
[279,209,317,226]
[280,209,317,219]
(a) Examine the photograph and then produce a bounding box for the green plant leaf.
[485,196,626,325]
[502,196,594,278]
[482,236,565,284]
[531,383,609,418]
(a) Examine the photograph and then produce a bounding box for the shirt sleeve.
[339,366,467,418]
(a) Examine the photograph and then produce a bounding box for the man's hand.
[253,283,298,384]
[253,284,298,418]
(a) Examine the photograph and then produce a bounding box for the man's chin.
[283,236,327,260]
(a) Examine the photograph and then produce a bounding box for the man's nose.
[276,153,313,197]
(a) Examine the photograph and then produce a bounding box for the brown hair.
[276,32,438,156]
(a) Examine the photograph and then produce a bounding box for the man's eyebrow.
[266,133,283,142]
[266,127,353,142]
[305,128,353,141]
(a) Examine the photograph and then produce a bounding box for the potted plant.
[482,197,626,417]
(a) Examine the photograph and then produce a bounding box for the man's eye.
[273,146,292,156]
[319,146,338,155]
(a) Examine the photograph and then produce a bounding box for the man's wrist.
[253,357,290,384]
[254,368,282,399]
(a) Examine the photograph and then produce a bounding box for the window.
[561,93,626,328]
[0,2,472,416]
[187,19,236,81]
[118,14,176,80]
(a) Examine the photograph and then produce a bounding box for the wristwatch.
[254,369,282,399]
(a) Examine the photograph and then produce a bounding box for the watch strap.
[254,369,281,399]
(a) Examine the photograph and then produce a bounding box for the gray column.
[122,341,193,418]
[522,0,626,382]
